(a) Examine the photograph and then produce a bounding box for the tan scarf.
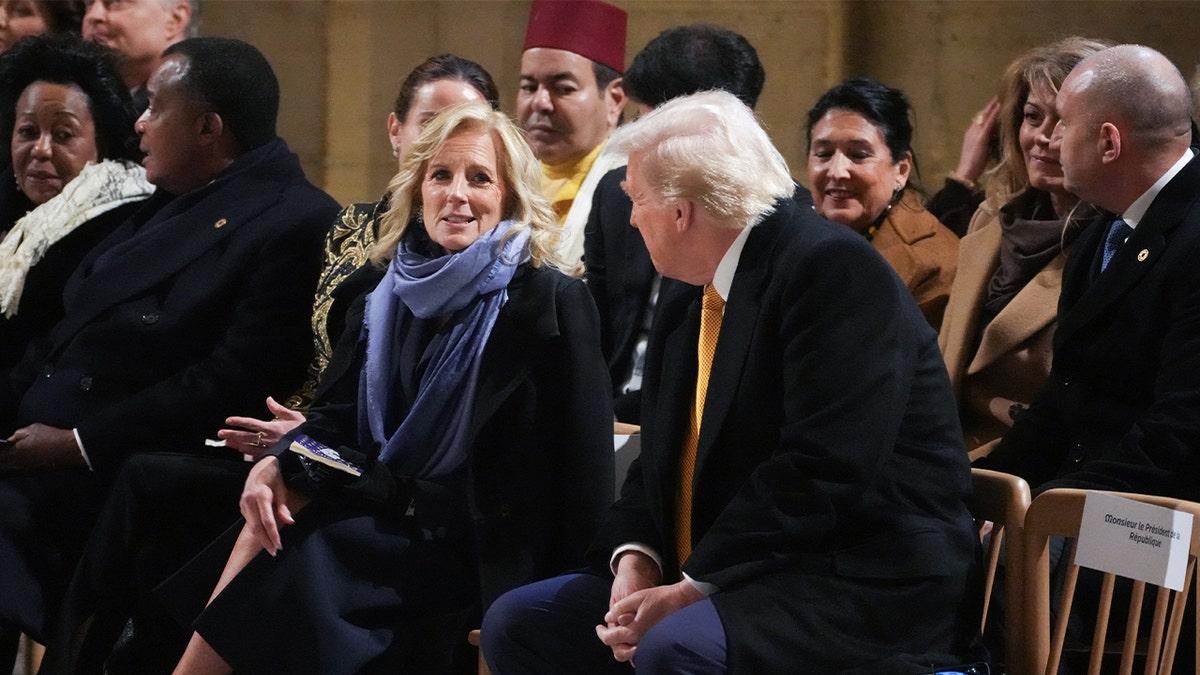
[0,160,154,317]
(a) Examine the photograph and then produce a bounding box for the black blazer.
[3,138,338,472]
[583,167,652,421]
[591,198,974,672]
[980,149,1200,499]
[0,139,338,641]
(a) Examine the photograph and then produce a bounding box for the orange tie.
[675,284,724,565]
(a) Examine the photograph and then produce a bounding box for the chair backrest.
[969,468,1032,675]
[1021,489,1200,675]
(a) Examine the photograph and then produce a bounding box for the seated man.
[517,0,626,264]
[978,45,1200,499]
[0,36,337,665]
[974,45,1200,665]
[482,90,977,675]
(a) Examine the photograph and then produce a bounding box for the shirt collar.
[711,224,754,301]
[1122,147,1193,229]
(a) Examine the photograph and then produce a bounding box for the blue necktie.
[1101,218,1133,272]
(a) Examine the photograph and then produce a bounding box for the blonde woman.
[170,103,614,674]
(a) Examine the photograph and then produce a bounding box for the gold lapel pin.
[1137,249,1149,262]
[214,218,227,229]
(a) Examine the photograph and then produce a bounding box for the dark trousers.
[481,572,727,675]
[39,453,249,675]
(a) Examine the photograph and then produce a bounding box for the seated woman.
[0,0,83,53]
[38,55,501,675]
[264,52,500,420]
[939,37,1109,457]
[0,33,149,389]
[166,102,614,675]
[806,78,959,329]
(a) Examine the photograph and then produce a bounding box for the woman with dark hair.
[0,32,149,382]
[940,37,1110,457]
[0,0,84,52]
[806,77,959,328]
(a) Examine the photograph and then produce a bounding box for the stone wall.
[203,0,1200,205]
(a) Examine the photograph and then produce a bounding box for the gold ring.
[973,114,984,125]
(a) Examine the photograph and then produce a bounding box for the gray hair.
[608,89,793,229]
[161,0,201,37]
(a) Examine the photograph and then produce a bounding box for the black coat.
[979,149,1200,499]
[0,138,337,640]
[591,198,976,673]
[0,201,143,387]
[178,263,615,674]
[3,139,336,468]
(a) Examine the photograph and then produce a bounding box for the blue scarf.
[359,220,530,478]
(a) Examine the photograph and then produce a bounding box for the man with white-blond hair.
[83,0,198,111]
[482,90,976,675]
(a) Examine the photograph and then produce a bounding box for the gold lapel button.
[214,218,227,229]
[1137,249,1149,262]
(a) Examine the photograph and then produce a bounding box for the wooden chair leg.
[17,634,44,675]
[467,629,491,675]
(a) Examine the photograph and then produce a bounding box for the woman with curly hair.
[0,32,149,382]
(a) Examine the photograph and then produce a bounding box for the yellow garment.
[541,142,605,224]
[675,284,724,564]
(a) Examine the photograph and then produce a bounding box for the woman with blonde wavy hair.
[939,36,1111,457]
[169,101,615,675]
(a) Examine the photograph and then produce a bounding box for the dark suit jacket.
[584,166,813,421]
[4,138,337,471]
[979,149,1200,499]
[0,138,338,639]
[591,198,975,672]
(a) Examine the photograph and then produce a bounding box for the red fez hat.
[522,0,627,73]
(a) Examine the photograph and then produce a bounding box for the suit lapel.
[53,185,282,347]
[1056,153,1200,345]
[469,306,533,442]
[649,287,701,506]
[695,216,779,469]
[940,220,999,387]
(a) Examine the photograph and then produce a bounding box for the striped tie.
[675,284,725,565]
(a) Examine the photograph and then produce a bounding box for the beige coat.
[938,198,1065,458]
[872,192,959,329]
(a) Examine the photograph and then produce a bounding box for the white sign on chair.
[1076,491,1193,591]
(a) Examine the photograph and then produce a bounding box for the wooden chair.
[15,634,43,675]
[1021,489,1200,675]
[969,468,1032,675]
[467,629,489,675]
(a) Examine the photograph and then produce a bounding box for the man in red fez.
[518,0,627,264]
